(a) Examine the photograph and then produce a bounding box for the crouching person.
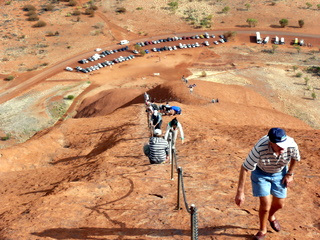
[143,129,169,164]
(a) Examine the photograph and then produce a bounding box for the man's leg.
[268,197,285,221]
[172,130,178,149]
[258,195,272,234]
[143,144,150,156]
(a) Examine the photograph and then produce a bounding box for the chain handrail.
[143,99,198,240]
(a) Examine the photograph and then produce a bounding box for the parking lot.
[66,32,229,73]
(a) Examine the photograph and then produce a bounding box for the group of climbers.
[143,93,184,164]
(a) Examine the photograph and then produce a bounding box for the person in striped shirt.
[235,128,300,240]
[143,129,169,164]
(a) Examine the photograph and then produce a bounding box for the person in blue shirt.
[170,106,182,115]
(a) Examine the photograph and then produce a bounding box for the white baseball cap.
[154,129,162,135]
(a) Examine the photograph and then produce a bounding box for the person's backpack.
[151,103,159,111]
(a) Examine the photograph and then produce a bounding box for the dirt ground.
[0,0,319,239]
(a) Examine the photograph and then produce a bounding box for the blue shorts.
[251,167,287,198]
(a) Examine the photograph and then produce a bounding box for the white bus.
[256,32,262,44]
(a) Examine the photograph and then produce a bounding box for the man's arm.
[235,165,249,207]
[282,159,298,187]
[164,124,170,141]
[178,122,185,143]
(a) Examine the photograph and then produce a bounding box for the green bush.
[136,7,143,10]
[306,2,312,9]
[33,21,47,28]
[4,75,14,81]
[1,133,11,141]
[295,72,303,77]
[279,18,288,28]
[66,95,74,100]
[222,6,230,13]
[298,19,304,28]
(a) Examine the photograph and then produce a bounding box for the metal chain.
[180,167,191,213]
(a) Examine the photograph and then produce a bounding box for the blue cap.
[268,128,289,148]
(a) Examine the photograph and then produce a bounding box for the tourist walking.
[235,128,300,240]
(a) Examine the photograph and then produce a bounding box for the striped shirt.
[243,135,300,173]
[149,137,169,164]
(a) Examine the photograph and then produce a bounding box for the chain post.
[190,204,198,240]
[176,167,182,210]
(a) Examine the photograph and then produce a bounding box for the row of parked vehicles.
[256,32,305,46]
[73,55,136,73]
[78,46,130,64]
[66,32,227,72]
[135,32,222,47]
[256,32,285,45]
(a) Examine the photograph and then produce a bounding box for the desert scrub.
[22,4,36,11]
[201,71,207,77]
[47,101,68,119]
[66,95,74,100]
[4,75,15,81]
[33,21,47,28]
[1,133,11,141]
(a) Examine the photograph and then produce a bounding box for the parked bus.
[256,32,262,44]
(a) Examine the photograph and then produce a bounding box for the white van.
[274,36,279,45]
[120,40,129,45]
[299,39,304,46]
[280,37,285,45]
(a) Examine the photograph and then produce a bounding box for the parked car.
[214,41,219,45]
[120,40,129,45]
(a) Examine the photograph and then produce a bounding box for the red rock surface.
[0,1,319,239]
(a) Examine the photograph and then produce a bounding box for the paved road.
[0,29,319,105]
